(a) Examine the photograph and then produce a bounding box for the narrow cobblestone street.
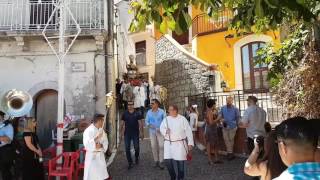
[109,138,251,180]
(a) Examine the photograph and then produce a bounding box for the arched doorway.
[35,89,58,149]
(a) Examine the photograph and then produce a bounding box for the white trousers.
[150,131,164,163]
[222,127,237,153]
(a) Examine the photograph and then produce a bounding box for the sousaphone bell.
[1,89,33,117]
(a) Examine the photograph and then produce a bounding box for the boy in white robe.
[160,105,194,180]
[83,114,110,180]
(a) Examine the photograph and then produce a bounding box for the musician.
[0,111,14,180]
[83,114,110,180]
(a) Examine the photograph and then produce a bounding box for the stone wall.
[155,35,217,113]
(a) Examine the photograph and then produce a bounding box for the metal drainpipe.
[105,0,116,148]
[106,0,114,93]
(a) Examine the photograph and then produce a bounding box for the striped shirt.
[273,162,320,180]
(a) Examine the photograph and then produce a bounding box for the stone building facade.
[155,35,221,113]
[0,0,117,149]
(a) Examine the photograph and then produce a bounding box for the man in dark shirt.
[116,78,123,109]
[120,101,144,169]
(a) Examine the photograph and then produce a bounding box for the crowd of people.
[0,112,45,180]
[117,90,320,180]
[116,78,161,115]
[1,77,319,180]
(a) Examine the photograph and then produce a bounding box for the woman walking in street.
[160,105,194,180]
[22,117,44,180]
[205,99,222,165]
[189,104,198,143]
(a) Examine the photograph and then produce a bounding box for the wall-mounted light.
[221,81,227,88]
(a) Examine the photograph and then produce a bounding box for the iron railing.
[192,10,233,37]
[188,90,283,124]
[0,0,105,32]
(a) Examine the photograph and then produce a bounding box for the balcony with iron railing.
[192,10,233,37]
[0,0,107,35]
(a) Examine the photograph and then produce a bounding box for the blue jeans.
[165,159,185,180]
[124,133,140,165]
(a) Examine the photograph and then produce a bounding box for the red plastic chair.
[43,146,57,171]
[76,148,86,177]
[48,152,79,180]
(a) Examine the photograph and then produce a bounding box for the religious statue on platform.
[126,55,138,79]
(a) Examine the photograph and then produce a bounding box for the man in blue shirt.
[0,111,14,180]
[219,96,240,160]
[145,99,165,169]
[120,101,144,170]
[274,117,320,180]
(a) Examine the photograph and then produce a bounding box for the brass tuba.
[1,89,33,117]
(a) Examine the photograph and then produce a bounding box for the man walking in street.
[120,101,144,170]
[83,114,110,180]
[220,96,240,160]
[145,99,165,169]
[239,96,266,153]
[133,81,146,116]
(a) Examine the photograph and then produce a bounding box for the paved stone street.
[109,139,251,180]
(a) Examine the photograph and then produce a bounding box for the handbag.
[182,139,192,161]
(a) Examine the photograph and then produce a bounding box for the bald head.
[226,96,233,106]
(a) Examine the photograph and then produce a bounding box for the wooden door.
[35,90,58,149]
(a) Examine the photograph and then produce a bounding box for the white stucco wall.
[116,1,155,83]
[0,38,106,119]
[130,31,156,84]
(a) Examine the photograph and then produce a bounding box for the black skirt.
[22,132,45,180]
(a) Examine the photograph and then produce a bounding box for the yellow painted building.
[155,7,281,92]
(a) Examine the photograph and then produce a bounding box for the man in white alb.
[83,114,110,180]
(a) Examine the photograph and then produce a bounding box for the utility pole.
[56,0,66,157]
[42,0,81,157]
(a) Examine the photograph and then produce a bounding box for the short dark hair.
[264,122,272,133]
[93,114,104,123]
[151,99,160,106]
[0,111,5,117]
[207,99,216,108]
[276,116,317,148]
[169,105,178,112]
[247,96,258,103]
[309,119,320,136]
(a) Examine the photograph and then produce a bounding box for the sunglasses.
[128,104,134,106]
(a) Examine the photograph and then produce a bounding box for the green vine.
[255,24,310,87]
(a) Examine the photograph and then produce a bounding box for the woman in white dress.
[189,105,198,143]
[160,105,194,180]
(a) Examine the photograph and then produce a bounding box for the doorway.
[35,89,58,149]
